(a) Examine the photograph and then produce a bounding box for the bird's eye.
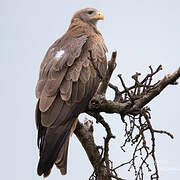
[88,11,94,15]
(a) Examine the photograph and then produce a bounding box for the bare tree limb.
[74,120,108,180]
[88,67,180,116]
[74,51,180,180]
[97,51,117,95]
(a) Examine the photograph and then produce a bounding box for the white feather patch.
[55,50,64,60]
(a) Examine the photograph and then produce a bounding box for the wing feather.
[79,66,91,83]
[76,81,86,102]
[60,80,72,101]
[39,93,56,112]
[41,96,64,127]
[60,80,71,95]
[36,80,45,99]
[65,60,83,82]
[44,67,68,97]
[70,82,78,103]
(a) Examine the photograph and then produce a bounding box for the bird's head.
[72,8,104,25]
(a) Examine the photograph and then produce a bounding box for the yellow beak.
[92,11,104,20]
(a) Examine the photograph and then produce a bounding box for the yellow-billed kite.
[35,8,107,177]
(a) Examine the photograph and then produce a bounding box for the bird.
[35,8,107,177]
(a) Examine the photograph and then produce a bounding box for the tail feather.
[35,100,47,151]
[55,136,70,175]
[37,124,72,177]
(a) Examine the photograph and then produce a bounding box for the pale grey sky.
[1,0,180,180]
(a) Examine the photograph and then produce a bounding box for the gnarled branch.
[74,52,180,180]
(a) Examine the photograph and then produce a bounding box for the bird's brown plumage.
[35,8,107,177]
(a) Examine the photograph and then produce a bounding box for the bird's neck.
[68,18,101,37]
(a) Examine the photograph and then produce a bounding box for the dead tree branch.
[74,51,180,180]
[88,67,180,116]
[97,51,117,95]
